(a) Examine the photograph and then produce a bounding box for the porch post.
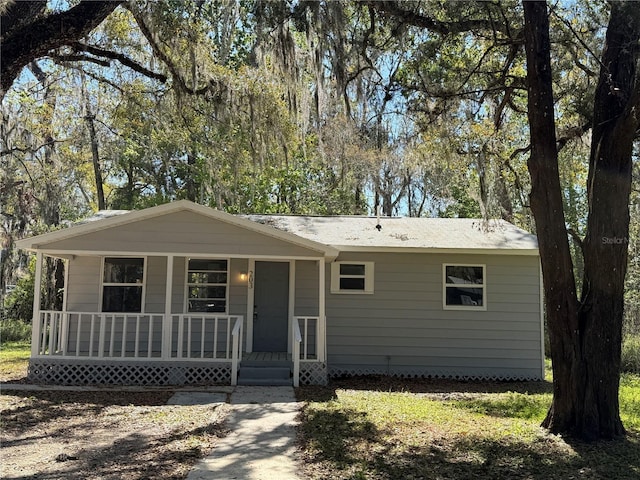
[246,258,255,352]
[162,255,174,359]
[318,259,326,362]
[288,260,296,353]
[30,251,43,357]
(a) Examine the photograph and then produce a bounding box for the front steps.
[237,358,293,386]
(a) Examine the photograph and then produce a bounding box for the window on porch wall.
[102,257,144,312]
[186,259,228,313]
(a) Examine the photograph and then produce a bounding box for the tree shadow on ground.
[0,390,173,434]
[298,402,640,480]
[2,422,227,480]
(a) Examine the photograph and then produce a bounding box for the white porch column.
[246,258,255,352]
[318,259,326,362]
[162,255,174,359]
[30,251,43,357]
[288,260,296,354]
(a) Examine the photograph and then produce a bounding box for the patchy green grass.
[621,373,640,430]
[297,376,640,480]
[0,341,30,381]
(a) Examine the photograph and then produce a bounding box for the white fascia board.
[33,249,327,261]
[16,200,339,259]
[331,245,540,256]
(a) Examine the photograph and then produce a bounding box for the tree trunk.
[84,103,106,210]
[524,0,639,440]
[574,1,640,439]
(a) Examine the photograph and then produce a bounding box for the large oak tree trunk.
[524,1,639,440]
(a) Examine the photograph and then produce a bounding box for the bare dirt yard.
[0,389,229,480]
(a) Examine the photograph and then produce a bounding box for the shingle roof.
[244,215,538,252]
[18,199,537,255]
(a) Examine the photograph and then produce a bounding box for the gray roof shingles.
[244,215,538,251]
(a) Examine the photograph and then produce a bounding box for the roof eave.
[331,245,540,256]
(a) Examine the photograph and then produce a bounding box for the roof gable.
[16,200,338,257]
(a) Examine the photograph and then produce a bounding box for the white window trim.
[100,256,147,313]
[442,263,487,311]
[330,261,374,294]
[184,257,230,314]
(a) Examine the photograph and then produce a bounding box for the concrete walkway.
[1,383,302,479]
[183,386,301,480]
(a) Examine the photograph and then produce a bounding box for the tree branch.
[366,1,508,35]
[1,0,122,97]
[54,54,111,67]
[71,42,168,83]
[128,7,210,95]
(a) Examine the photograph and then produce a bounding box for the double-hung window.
[102,257,145,312]
[331,261,374,294]
[186,259,228,313]
[443,264,486,310]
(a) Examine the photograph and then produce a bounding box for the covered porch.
[29,253,327,386]
[18,202,337,386]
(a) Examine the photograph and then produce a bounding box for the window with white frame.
[443,264,486,309]
[102,257,144,312]
[186,259,228,313]
[331,261,374,294]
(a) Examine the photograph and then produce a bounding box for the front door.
[253,261,289,352]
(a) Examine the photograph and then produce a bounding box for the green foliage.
[0,320,31,343]
[4,257,35,323]
[622,335,640,374]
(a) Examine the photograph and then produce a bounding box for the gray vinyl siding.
[172,257,186,313]
[294,260,320,317]
[44,210,323,258]
[325,252,542,380]
[66,256,101,311]
[145,256,167,313]
[294,260,320,357]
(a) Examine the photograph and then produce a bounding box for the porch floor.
[242,352,318,362]
[243,351,291,362]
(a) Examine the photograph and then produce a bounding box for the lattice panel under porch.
[28,359,232,386]
[299,362,328,385]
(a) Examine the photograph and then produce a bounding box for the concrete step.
[239,366,291,380]
[241,359,292,368]
[237,377,292,386]
[237,365,292,386]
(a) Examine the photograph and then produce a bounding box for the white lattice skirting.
[328,366,542,382]
[28,359,232,385]
[300,362,328,385]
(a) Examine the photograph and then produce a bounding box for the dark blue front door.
[253,261,289,352]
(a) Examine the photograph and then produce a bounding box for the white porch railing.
[172,314,243,360]
[291,316,320,388]
[34,311,243,362]
[293,316,319,360]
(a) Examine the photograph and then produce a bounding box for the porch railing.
[172,314,243,360]
[34,310,243,362]
[293,316,319,360]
